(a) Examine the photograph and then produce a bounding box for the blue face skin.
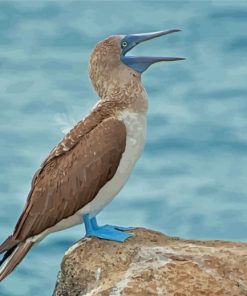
[120,29,185,73]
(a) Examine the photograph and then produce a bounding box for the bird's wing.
[32,104,105,183]
[3,115,126,245]
[0,109,102,253]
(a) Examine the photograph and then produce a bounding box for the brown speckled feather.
[1,102,126,248]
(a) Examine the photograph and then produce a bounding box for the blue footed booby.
[0,29,184,281]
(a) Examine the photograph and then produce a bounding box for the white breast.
[30,110,147,242]
[80,110,147,215]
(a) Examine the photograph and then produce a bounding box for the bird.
[0,29,184,281]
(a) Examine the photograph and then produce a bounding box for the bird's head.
[89,29,184,98]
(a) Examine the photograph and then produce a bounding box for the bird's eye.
[121,41,128,48]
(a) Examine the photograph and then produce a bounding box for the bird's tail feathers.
[0,240,33,281]
[0,235,19,254]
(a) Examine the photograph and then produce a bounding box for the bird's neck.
[100,71,148,114]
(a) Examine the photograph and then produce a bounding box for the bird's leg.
[83,214,95,234]
[89,216,99,229]
[83,214,134,242]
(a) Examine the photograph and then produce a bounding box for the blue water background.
[0,0,247,295]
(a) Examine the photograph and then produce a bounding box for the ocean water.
[0,0,247,295]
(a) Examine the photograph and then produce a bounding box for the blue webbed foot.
[83,214,134,242]
[87,227,133,242]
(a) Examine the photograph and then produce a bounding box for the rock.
[53,228,247,296]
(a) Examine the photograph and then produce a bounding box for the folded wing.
[0,115,126,251]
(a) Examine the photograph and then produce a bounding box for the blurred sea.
[0,0,247,295]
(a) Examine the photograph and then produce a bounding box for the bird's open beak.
[121,29,185,73]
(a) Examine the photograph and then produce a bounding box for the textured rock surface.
[53,228,247,296]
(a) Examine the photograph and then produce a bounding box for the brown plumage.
[0,102,127,279]
[0,241,33,281]
[0,35,144,281]
[0,29,183,281]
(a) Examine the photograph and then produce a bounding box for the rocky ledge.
[53,228,247,296]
